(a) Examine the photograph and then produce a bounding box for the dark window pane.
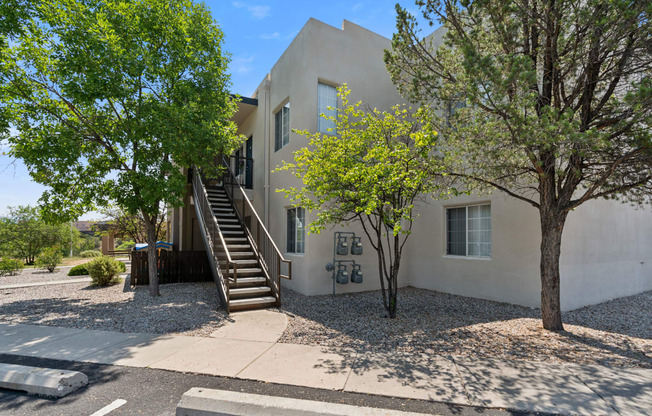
[447,207,466,255]
[275,110,282,151]
[287,208,296,253]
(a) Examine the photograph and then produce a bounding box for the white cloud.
[285,29,300,40]
[230,55,255,75]
[232,2,270,20]
[259,32,280,40]
[352,2,364,11]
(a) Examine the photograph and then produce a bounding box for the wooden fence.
[131,250,213,286]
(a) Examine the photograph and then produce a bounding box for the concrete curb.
[0,363,88,398]
[176,387,431,416]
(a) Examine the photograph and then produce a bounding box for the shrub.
[35,247,63,273]
[0,258,24,277]
[86,256,123,286]
[116,240,135,250]
[80,250,102,258]
[68,264,89,276]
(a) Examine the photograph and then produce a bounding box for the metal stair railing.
[192,168,237,313]
[221,156,291,306]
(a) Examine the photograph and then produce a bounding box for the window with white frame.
[274,102,290,151]
[286,207,305,254]
[446,204,491,257]
[317,82,337,133]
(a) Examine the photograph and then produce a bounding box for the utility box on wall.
[328,231,364,295]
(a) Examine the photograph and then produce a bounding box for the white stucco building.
[173,18,652,312]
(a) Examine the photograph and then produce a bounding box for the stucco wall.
[211,19,652,310]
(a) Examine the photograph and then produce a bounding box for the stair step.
[230,286,272,298]
[222,244,251,251]
[219,224,242,229]
[229,296,277,311]
[220,259,259,267]
[228,276,266,287]
[216,218,239,223]
[213,207,234,212]
[224,268,262,276]
[210,201,232,207]
[216,217,237,222]
[224,237,248,242]
[222,230,244,235]
[227,251,255,258]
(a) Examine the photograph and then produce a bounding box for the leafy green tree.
[0,205,69,264]
[385,0,652,330]
[0,0,31,134]
[96,205,166,244]
[278,87,451,318]
[2,0,242,296]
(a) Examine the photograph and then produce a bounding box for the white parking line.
[90,399,127,416]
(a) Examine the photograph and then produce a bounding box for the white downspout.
[263,75,271,226]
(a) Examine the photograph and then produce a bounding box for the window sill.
[442,255,491,261]
[285,252,304,258]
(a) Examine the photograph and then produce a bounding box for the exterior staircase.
[191,158,290,314]
[204,186,277,312]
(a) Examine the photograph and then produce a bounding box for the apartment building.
[173,18,652,311]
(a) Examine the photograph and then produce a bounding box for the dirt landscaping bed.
[278,287,651,369]
[0,277,228,336]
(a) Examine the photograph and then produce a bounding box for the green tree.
[385,0,652,330]
[2,0,242,296]
[278,86,451,318]
[0,205,68,264]
[0,0,31,134]
[96,205,166,244]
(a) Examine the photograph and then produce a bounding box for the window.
[286,207,305,254]
[318,82,337,133]
[275,102,290,151]
[446,204,491,257]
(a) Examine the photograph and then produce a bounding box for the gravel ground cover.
[278,287,651,368]
[0,277,227,336]
[0,266,85,286]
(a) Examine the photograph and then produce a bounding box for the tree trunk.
[388,282,398,318]
[539,209,567,331]
[145,218,160,297]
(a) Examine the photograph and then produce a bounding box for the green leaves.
[278,85,449,237]
[2,0,242,222]
[386,0,652,211]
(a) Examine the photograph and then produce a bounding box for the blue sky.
[0,0,429,220]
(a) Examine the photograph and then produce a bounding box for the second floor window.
[275,102,290,151]
[318,82,337,133]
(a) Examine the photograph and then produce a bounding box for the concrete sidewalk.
[0,321,649,416]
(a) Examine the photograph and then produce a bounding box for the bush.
[35,247,63,273]
[80,250,102,258]
[68,264,89,276]
[116,240,135,250]
[0,258,24,277]
[86,256,123,286]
